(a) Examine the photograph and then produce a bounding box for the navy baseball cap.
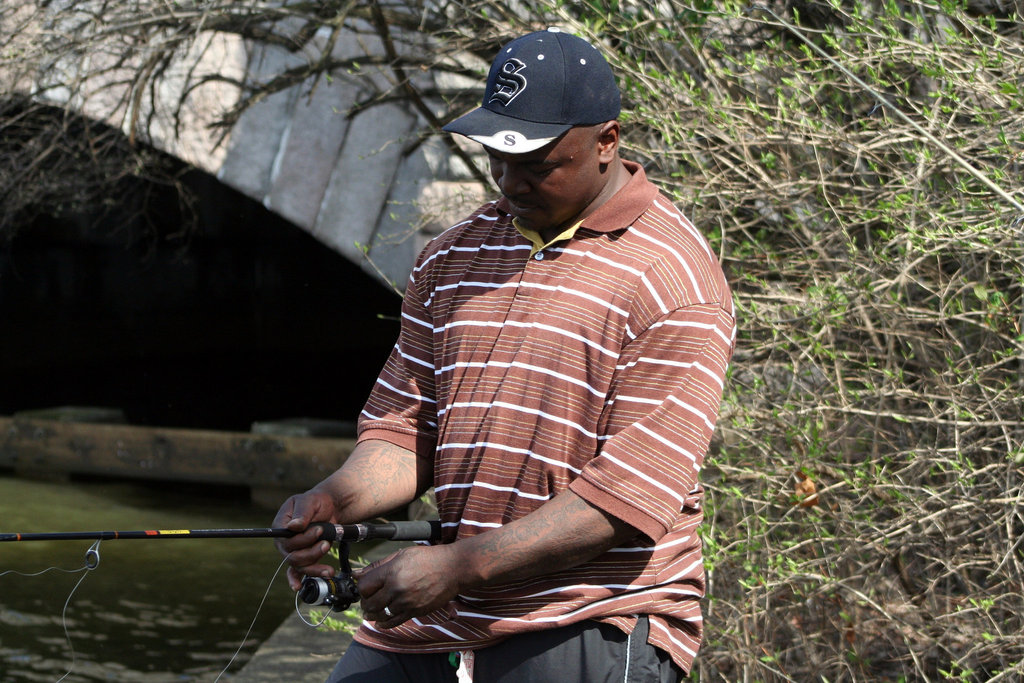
[443,28,621,154]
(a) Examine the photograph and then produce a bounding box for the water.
[0,475,297,682]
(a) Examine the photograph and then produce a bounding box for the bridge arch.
[1,14,489,429]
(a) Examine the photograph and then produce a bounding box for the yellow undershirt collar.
[513,218,584,257]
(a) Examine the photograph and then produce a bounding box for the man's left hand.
[353,544,463,628]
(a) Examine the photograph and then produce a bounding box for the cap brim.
[442,107,570,154]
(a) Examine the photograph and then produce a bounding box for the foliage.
[566,1,1023,680]
[3,0,1024,680]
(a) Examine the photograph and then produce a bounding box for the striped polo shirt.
[355,161,736,673]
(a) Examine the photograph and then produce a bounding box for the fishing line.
[1,520,439,677]
[0,540,100,580]
[0,539,104,683]
[294,592,336,628]
[213,553,292,683]
[54,543,100,683]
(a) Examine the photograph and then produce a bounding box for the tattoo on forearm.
[467,493,631,585]
[337,440,424,514]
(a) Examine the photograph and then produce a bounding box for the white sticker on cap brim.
[468,131,557,154]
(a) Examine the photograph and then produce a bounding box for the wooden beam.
[0,416,354,492]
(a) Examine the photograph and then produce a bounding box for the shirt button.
[534,251,545,260]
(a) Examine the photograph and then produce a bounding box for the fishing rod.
[1,520,442,612]
[0,520,441,544]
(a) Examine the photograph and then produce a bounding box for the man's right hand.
[270,439,429,591]
[273,488,339,591]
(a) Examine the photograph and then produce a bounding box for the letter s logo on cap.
[490,58,527,107]
[503,134,517,146]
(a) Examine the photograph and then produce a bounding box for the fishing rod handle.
[310,520,441,543]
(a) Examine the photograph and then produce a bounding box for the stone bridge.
[0,11,492,430]
[25,15,487,289]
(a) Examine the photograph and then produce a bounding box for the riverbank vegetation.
[3,1,1023,680]
[577,2,1023,679]
[595,2,1023,679]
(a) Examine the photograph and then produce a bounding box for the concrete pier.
[232,612,353,682]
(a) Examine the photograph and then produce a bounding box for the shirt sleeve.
[570,302,736,542]
[356,264,439,462]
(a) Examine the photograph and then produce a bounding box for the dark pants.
[326,616,682,682]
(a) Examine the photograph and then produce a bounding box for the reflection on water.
[0,474,296,681]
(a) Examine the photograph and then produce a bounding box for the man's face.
[486,123,617,236]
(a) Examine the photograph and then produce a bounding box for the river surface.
[0,474,297,682]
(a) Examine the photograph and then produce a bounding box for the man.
[275,27,735,682]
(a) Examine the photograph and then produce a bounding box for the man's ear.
[596,120,621,163]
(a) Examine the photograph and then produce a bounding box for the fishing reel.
[297,540,359,611]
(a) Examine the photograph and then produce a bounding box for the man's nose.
[495,162,530,196]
